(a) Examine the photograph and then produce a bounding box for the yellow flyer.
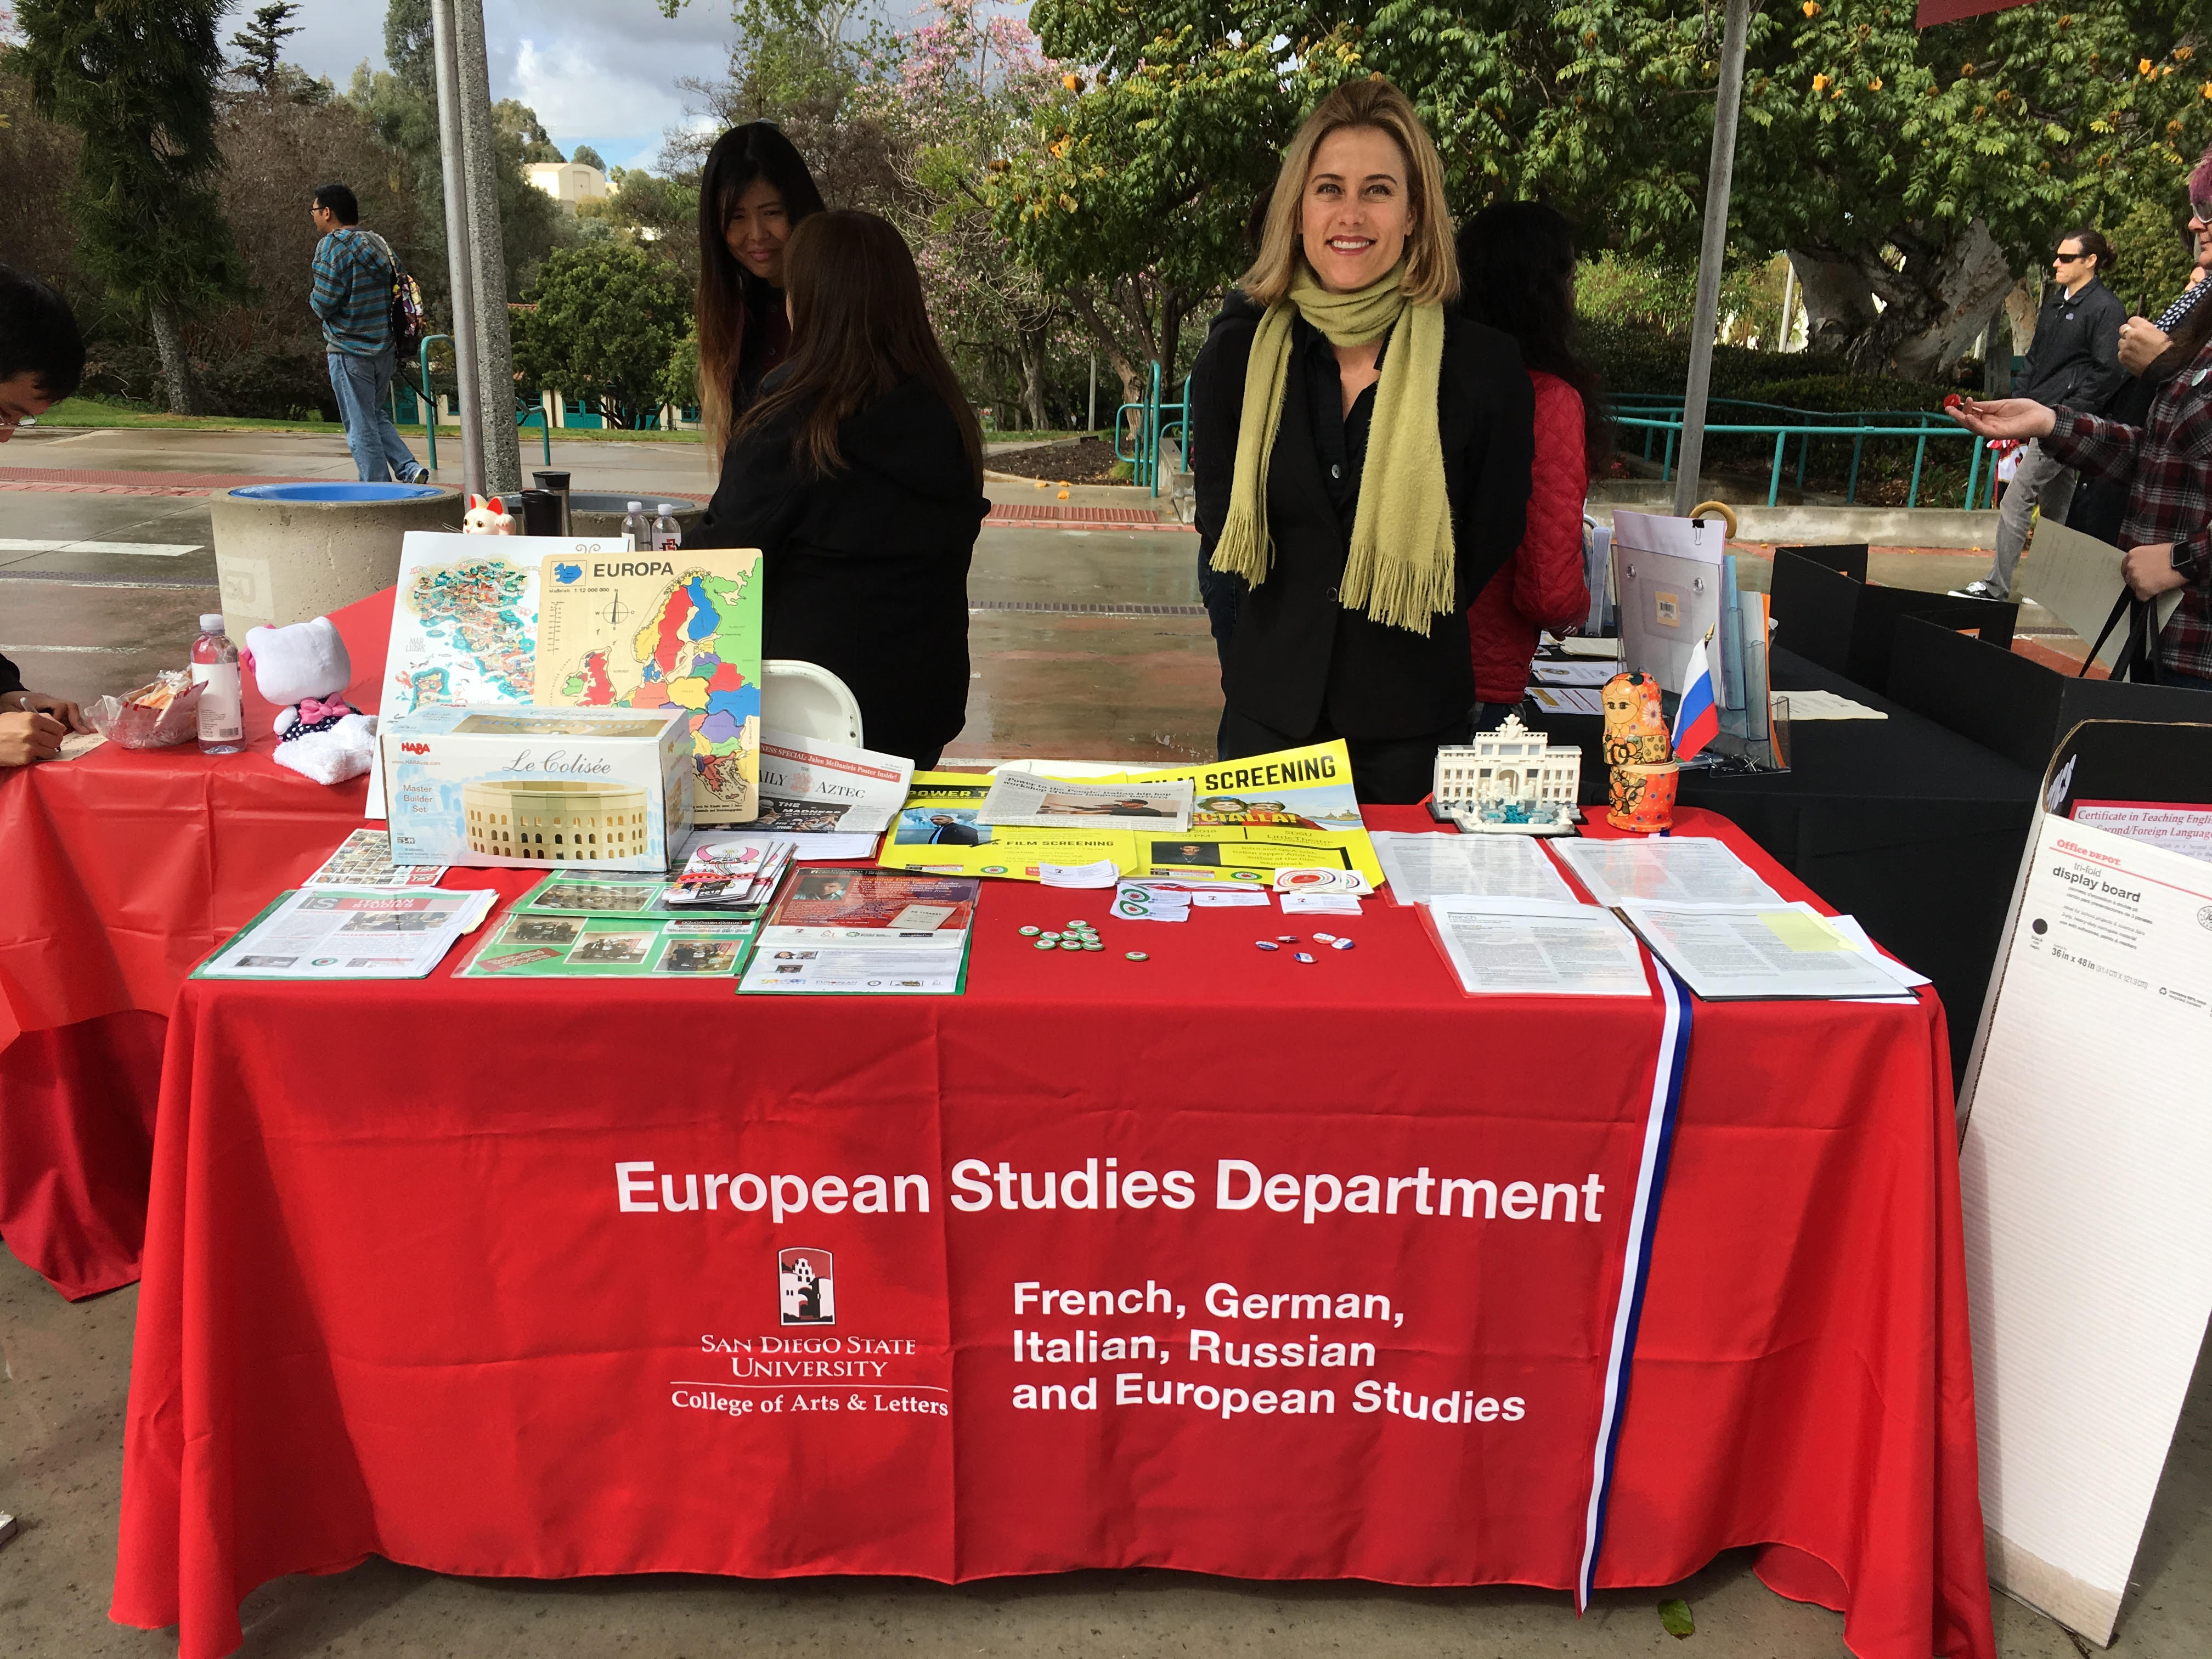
[533,548,764,823]
[877,742,1383,886]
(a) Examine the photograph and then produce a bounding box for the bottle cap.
[627,500,644,511]
[656,503,675,514]
[199,613,224,632]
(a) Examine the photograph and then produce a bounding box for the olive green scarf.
[1207,263,1453,635]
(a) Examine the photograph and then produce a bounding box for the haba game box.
[380,705,693,871]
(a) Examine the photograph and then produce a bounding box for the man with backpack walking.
[308,183,431,483]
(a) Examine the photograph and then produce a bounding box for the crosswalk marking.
[0,538,205,557]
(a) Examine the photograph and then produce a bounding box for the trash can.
[211,482,462,634]
[563,492,708,542]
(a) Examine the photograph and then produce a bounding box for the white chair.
[760,659,864,747]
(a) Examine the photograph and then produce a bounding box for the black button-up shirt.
[1297,316,1381,539]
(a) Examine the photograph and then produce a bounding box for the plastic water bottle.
[190,613,244,754]
[621,500,649,551]
[651,504,681,551]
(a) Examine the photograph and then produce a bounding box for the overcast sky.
[273,0,739,173]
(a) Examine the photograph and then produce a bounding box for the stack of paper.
[738,869,979,995]
[1552,837,1922,1001]
[198,887,497,979]
[666,837,795,908]
[1374,832,1578,906]
[1551,837,1784,908]
[1420,896,1650,997]
[1617,902,1922,1001]
[303,828,449,889]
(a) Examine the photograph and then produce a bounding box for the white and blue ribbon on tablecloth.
[1576,963,1692,1611]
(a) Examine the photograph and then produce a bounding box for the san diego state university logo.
[778,1246,834,1325]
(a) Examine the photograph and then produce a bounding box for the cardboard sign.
[1959,720,2212,1641]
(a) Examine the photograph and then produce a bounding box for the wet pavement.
[0,425,2107,743]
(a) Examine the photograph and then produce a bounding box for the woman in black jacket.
[694,122,827,461]
[1191,79,1532,802]
[686,211,987,769]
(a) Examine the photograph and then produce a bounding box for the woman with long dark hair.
[694,122,827,458]
[1188,79,1533,801]
[687,211,988,767]
[1456,202,1606,726]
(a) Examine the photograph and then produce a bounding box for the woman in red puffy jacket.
[1456,204,1609,727]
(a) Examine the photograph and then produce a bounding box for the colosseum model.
[464,779,652,862]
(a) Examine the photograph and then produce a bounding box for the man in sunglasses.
[1949,159,2212,691]
[1953,229,2124,602]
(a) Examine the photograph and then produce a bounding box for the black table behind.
[1526,648,2039,1080]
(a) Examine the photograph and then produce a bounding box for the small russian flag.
[1672,634,1720,760]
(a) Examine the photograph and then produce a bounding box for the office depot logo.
[400,741,430,755]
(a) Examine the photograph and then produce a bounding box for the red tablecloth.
[111,802,1993,1659]
[0,599,383,1296]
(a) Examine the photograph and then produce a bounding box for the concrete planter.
[565,492,707,541]
[212,483,462,634]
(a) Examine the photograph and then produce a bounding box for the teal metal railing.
[1610,395,1993,510]
[1115,362,1193,498]
[390,334,552,474]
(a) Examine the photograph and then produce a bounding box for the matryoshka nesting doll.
[1608,760,1680,833]
[1601,673,1670,766]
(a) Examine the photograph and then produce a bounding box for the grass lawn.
[32,397,707,443]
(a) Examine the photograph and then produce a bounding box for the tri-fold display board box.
[381,705,693,870]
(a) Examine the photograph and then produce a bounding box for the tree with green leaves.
[1738,3,2211,373]
[230,2,301,92]
[7,0,244,412]
[1006,1,2210,381]
[510,242,691,426]
[867,0,1069,427]
[572,143,606,172]
[348,1,571,303]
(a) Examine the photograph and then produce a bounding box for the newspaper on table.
[738,869,978,996]
[1616,901,1916,1000]
[977,772,1195,831]
[303,828,448,888]
[878,741,1384,888]
[368,531,560,817]
[1373,831,1578,906]
[459,910,758,978]
[731,727,912,855]
[1420,896,1651,997]
[196,887,496,979]
[1551,836,1783,909]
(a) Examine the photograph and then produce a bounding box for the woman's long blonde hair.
[1239,77,1458,309]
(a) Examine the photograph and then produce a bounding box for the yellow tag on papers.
[1759,910,1852,952]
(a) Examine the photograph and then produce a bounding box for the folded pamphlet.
[197,887,496,979]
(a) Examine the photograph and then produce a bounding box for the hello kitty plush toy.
[241,617,379,785]
[464,492,516,533]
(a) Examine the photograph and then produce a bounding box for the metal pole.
[1087,353,1097,433]
[1671,0,1752,518]
[1778,260,1797,353]
[430,0,484,496]
[453,0,521,494]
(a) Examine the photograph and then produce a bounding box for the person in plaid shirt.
[308,183,430,485]
[1950,172,2212,690]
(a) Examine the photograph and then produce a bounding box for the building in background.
[526,162,609,213]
